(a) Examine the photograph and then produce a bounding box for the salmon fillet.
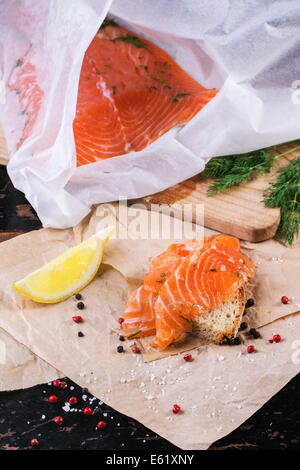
[121,285,156,339]
[8,56,43,149]
[74,21,218,166]
[9,20,218,164]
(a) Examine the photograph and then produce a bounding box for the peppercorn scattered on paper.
[0,205,299,450]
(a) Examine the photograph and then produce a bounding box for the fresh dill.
[137,65,148,72]
[112,35,148,49]
[178,314,193,323]
[153,77,165,83]
[202,142,300,245]
[127,330,142,339]
[100,18,118,29]
[263,156,300,245]
[172,92,191,103]
[202,148,277,195]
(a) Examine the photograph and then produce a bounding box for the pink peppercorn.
[97,420,107,429]
[49,395,58,403]
[172,404,181,414]
[72,315,83,323]
[69,396,78,405]
[184,353,192,362]
[53,416,63,425]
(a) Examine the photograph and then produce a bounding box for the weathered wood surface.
[140,143,300,242]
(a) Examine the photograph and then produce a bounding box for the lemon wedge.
[13,225,115,303]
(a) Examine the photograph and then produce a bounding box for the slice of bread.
[191,287,245,344]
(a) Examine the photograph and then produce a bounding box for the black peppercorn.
[119,335,125,342]
[239,322,248,331]
[250,328,260,339]
[245,298,254,308]
[78,331,84,337]
[117,345,124,353]
[75,293,82,300]
[77,301,84,310]
[233,336,241,345]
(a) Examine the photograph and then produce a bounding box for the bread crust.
[191,286,246,345]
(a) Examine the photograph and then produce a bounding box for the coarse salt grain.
[213,376,222,382]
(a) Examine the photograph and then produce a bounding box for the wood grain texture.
[0,165,41,240]
[140,142,300,242]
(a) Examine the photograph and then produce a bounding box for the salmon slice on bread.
[191,286,245,344]
[122,235,255,351]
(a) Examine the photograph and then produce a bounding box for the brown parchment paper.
[0,327,60,391]
[0,204,299,449]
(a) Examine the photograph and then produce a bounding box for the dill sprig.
[100,18,118,29]
[202,142,300,245]
[112,35,148,49]
[263,157,300,245]
[202,148,276,195]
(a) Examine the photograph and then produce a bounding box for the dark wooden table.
[0,164,299,450]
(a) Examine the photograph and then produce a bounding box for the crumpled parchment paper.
[0,327,60,391]
[0,204,299,449]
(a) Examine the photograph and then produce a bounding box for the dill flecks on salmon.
[74,21,218,166]
[121,235,255,351]
[8,58,43,149]
[9,21,218,164]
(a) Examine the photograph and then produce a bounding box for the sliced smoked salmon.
[121,285,156,339]
[8,54,43,149]
[122,235,255,350]
[151,241,255,350]
[10,19,218,164]
[74,21,218,166]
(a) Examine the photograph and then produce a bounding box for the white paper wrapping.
[1,0,300,228]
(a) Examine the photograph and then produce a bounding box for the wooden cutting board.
[139,142,299,242]
[1,124,298,242]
